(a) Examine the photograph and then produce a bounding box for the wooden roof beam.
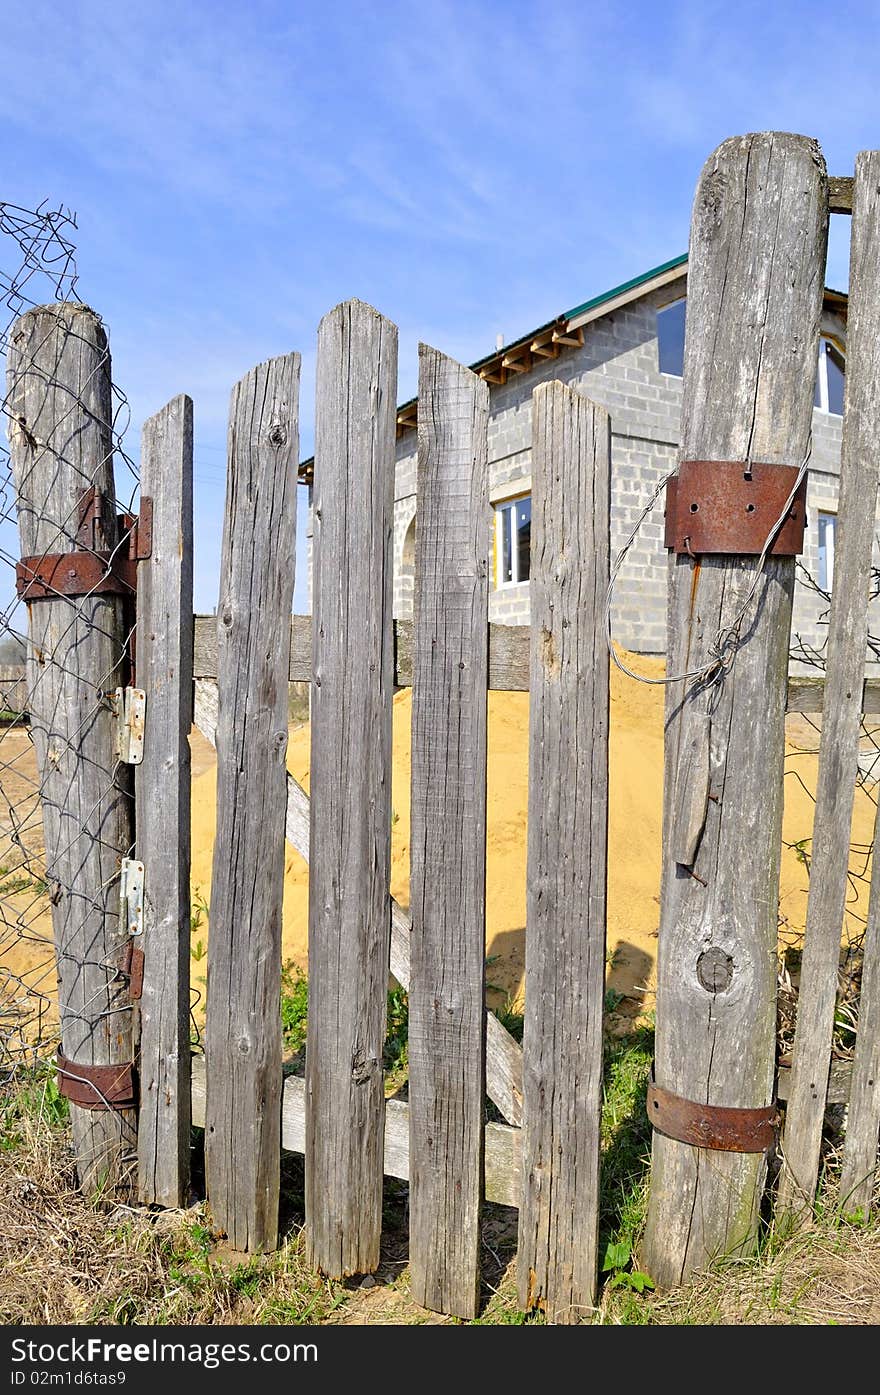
[552,326,585,348]
[530,332,559,359]
[501,350,531,374]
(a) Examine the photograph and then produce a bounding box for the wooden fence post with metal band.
[642,132,828,1287]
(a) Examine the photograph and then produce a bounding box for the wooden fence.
[8,130,880,1321]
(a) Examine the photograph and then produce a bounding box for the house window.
[657,297,686,377]
[817,511,837,592]
[814,337,845,415]
[495,495,531,586]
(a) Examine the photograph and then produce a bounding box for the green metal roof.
[564,253,688,321]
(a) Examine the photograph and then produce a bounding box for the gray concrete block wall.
[312,278,855,668]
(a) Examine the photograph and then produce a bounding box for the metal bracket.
[16,494,153,602]
[121,937,145,1000]
[112,687,146,764]
[56,1053,137,1111]
[664,460,807,557]
[647,1071,779,1152]
[120,858,144,939]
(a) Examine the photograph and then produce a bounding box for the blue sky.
[1,0,873,611]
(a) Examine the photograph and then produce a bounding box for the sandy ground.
[3,651,879,1040]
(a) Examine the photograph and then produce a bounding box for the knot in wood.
[267,422,288,448]
[696,946,734,994]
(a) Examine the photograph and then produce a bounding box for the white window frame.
[494,494,530,588]
[815,336,846,416]
[817,509,837,593]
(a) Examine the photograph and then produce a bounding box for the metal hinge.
[112,687,146,764]
[120,858,144,939]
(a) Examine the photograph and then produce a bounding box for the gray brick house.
[305,254,853,661]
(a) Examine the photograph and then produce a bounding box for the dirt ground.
[3,651,879,1035]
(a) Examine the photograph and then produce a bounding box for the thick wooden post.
[205,353,299,1252]
[136,395,194,1206]
[827,152,880,1221]
[409,346,490,1320]
[305,300,397,1278]
[642,133,828,1285]
[7,303,137,1196]
[517,383,610,1323]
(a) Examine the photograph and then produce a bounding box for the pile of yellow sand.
[188,652,878,1021]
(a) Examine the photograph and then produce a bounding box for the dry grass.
[4,1067,880,1327]
[0,1079,341,1326]
[601,1222,880,1325]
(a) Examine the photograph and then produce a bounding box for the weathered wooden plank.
[669,711,712,866]
[828,176,854,214]
[781,153,880,1221]
[136,395,194,1207]
[409,346,490,1319]
[829,154,880,1222]
[777,1057,851,1106]
[204,352,299,1253]
[642,133,828,1287]
[517,383,609,1323]
[194,614,533,692]
[7,304,137,1197]
[191,1058,521,1208]
[191,679,524,1128]
[305,300,397,1278]
[192,618,880,714]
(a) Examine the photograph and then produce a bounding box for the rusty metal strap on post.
[664,460,807,556]
[56,1053,138,1111]
[647,1070,779,1152]
[15,497,153,602]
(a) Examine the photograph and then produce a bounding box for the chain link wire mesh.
[0,204,140,1112]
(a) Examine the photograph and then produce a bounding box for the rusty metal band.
[16,495,152,602]
[664,460,807,557]
[56,1053,137,1111]
[647,1072,778,1152]
[16,551,138,601]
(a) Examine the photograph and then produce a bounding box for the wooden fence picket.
[408,345,490,1319]
[204,353,299,1252]
[642,133,828,1286]
[191,676,524,1128]
[830,151,880,1221]
[517,382,610,1323]
[136,395,194,1208]
[305,300,398,1278]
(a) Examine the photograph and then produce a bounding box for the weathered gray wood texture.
[832,153,880,1220]
[780,152,880,1220]
[192,615,880,714]
[7,303,137,1196]
[136,395,194,1207]
[408,346,490,1319]
[305,301,397,1278]
[188,1051,848,1210]
[204,353,299,1252]
[517,383,610,1324]
[191,1057,520,1207]
[641,133,828,1287]
[192,678,524,1129]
